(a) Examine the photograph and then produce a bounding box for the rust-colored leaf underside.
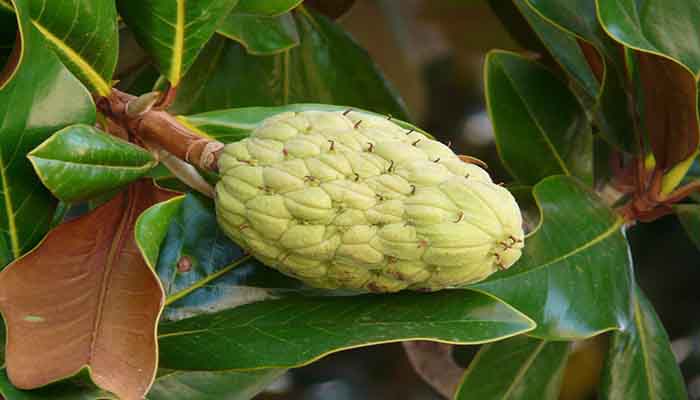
[0,180,174,400]
[638,53,699,169]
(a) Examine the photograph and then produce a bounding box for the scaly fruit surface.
[215,110,524,292]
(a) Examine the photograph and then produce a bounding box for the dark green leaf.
[513,0,598,101]
[0,0,95,268]
[674,204,700,252]
[471,176,633,339]
[507,185,539,235]
[158,290,535,370]
[29,124,157,202]
[524,0,637,153]
[600,286,687,399]
[0,369,115,399]
[28,0,118,95]
[117,0,240,86]
[147,369,285,400]
[304,0,356,19]
[169,8,407,120]
[597,0,700,74]
[217,12,299,55]
[485,51,592,185]
[114,63,160,96]
[455,336,570,400]
[234,0,302,16]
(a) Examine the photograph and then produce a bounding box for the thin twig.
[403,341,464,399]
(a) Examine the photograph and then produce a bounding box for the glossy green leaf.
[0,369,115,399]
[158,290,535,370]
[526,0,613,56]
[513,0,598,101]
[168,8,407,120]
[135,193,303,322]
[234,0,302,16]
[0,0,94,268]
[600,286,687,399]
[485,50,592,185]
[674,204,700,252]
[218,12,299,55]
[28,124,157,202]
[147,369,285,400]
[524,0,637,153]
[597,0,700,74]
[597,0,700,175]
[117,0,240,86]
[28,0,118,95]
[178,103,422,143]
[455,336,570,400]
[471,176,633,339]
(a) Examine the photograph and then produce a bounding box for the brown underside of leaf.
[0,32,21,89]
[638,53,699,170]
[403,341,464,399]
[0,180,174,400]
[577,39,604,83]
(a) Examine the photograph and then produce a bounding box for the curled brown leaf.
[0,180,175,400]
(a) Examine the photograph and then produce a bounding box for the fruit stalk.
[96,89,224,171]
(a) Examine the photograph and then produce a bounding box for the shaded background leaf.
[233,0,302,16]
[455,336,570,400]
[600,285,687,399]
[168,8,408,120]
[147,369,286,400]
[117,0,240,86]
[524,0,637,154]
[217,12,299,55]
[485,50,592,185]
[674,204,700,251]
[304,0,356,19]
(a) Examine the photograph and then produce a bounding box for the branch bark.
[403,341,465,399]
[96,89,223,172]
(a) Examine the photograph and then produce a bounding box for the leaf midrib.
[633,296,657,400]
[500,340,547,399]
[30,19,111,95]
[499,58,572,177]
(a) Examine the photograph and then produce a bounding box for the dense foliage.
[0,0,696,399]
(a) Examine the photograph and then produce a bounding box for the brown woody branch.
[96,89,223,172]
[403,341,465,399]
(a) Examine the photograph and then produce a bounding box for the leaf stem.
[96,89,224,172]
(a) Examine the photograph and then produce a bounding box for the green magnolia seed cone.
[215,110,524,292]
